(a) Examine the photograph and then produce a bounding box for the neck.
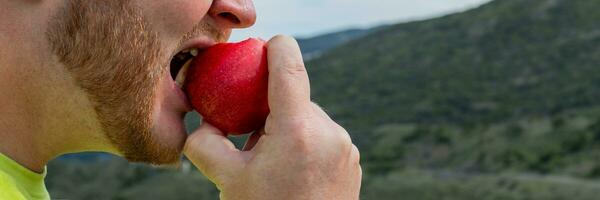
[0,42,118,174]
[0,60,119,173]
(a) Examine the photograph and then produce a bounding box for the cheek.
[137,0,212,41]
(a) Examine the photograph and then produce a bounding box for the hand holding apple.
[183,36,362,200]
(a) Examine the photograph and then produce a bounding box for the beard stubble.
[46,0,181,164]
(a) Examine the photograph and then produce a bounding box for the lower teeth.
[175,59,193,88]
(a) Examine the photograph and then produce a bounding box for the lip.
[174,78,193,112]
[175,36,219,56]
[166,36,220,113]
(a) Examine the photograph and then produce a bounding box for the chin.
[138,70,194,165]
[151,110,188,156]
[119,78,190,165]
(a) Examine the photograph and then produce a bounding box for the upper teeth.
[190,49,199,57]
[172,48,199,88]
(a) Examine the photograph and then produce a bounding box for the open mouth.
[169,48,199,88]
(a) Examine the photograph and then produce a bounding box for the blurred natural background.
[46,0,600,199]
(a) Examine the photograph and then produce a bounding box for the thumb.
[184,122,244,183]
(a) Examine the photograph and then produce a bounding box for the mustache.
[178,21,228,49]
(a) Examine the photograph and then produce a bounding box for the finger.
[267,35,312,118]
[242,128,265,151]
[184,122,244,181]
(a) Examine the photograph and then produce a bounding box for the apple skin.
[184,38,270,135]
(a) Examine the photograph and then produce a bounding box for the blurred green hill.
[47,0,600,199]
[307,0,600,175]
[309,0,600,133]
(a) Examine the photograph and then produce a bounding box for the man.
[0,0,361,199]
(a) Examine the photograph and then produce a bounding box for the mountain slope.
[306,0,600,176]
[308,0,600,131]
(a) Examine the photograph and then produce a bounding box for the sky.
[231,0,493,41]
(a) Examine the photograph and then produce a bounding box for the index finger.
[267,35,312,118]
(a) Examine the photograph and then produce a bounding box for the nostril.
[218,12,241,25]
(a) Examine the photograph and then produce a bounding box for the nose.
[209,0,257,29]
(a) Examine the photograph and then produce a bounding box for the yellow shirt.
[0,153,50,200]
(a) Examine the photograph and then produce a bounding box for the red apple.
[184,38,269,135]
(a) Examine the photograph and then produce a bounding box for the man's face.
[45,0,255,164]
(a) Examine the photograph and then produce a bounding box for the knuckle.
[338,135,353,155]
[281,58,307,77]
[338,125,351,141]
[357,165,363,180]
[351,144,361,164]
[332,123,352,147]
